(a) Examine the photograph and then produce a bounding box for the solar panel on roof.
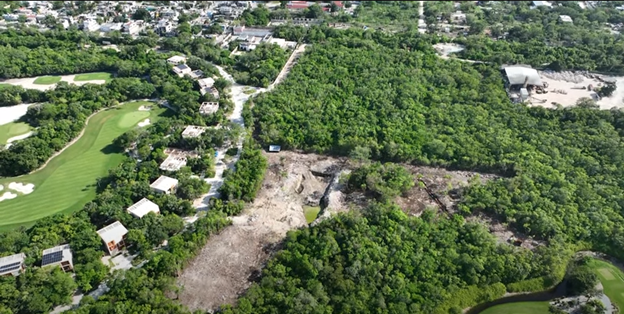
[41,251,63,266]
[0,262,21,273]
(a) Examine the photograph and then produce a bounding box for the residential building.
[83,19,100,32]
[126,198,160,219]
[172,64,193,77]
[198,77,215,89]
[199,102,219,115]
[156,20,173,34]
[41,244,73,272]
[451,11,466,23]
[99,23,122,33]
[181,125,208,138]
[0,253,26,277]
[559,15,573,23]
[96,221,128,256]
[531,1,552,8]
[167,55,187,65]
[150,175,179,194]
[123,21,141,35]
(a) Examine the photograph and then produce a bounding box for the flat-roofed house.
[97,221,128,256]
[0,253,26,277]
[167,55,187,65]
[198,77,215,89]
[181,125,208,138]
[150,175,179,194]
[126,198,160,219]
[41,244,73,272]
[199,102,219,115]
[172,64,193,77]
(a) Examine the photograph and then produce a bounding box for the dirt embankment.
[176,151,348,312]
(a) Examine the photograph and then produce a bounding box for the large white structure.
[126,198,160,219]
[123,21,141,35]
[0,253,26,277]
[41,244,73,272]
[150,175,179,194]
[503,66,543,87]
[97,221,128,255]
[172,64,193,77]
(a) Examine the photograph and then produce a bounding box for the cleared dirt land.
[177,151,347,312]
[177,152,503,312]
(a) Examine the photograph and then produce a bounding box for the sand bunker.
[6,131,34,144]
[138,106,152,111]
[138,119,150,127]
[0,185,3,191]
[0,192,17,202]
[8,182,35,195]
[0,104,31,125]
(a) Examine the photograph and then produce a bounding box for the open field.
[590,258,624,311]
[73,72,112,81]
[0,101,169,230]
[0,122,31,145]
[479,302,550,314]
[177,151,348,311]
[33,76,61,85]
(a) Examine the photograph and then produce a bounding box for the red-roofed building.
[333,1,344,8]
[287,1,311,10]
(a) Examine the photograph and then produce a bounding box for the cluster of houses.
[0,175,180,277]
[167,55,220,98]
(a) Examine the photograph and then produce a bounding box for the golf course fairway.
[0,101,168,230]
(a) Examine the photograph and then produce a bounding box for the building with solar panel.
[97,221,129,256]
[0,253,26,277]
[41,244,73,272]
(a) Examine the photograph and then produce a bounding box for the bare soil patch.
[176,151,347,312]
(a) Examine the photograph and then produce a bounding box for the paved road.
[418,1,426,33]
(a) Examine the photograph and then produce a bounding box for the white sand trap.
[138,119,151,127]
[8,182,35,195]
[138,106,152,111]
[0,192,17,202]
[0,103,31,125]
[6,131,34,144]
[0,185,3,191]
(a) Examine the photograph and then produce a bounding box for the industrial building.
[0,253,26,277]
[41,244,73,272]
[126,198,160,219]
[501,65,547,103]
[97,221,128,256]
[150,175,179,194]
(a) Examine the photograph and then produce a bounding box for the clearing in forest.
[33,76,61,85]
[0,122,31,145]
[0,101,169,230]
[74,72,112,82]
[177,151,347,312]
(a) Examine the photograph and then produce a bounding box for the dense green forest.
[250,28,624,261]
[220,201,571,314]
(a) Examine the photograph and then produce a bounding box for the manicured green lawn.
[0,122,32,145]
[0,101,169,230]
[304,205,321,224]
[33,76,61,85]
[479,301,550,314]
[73,72,112,82]
[590,258,624,310]
[0,83,11,88]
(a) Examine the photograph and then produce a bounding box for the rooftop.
[41,244,72,267]
[97,221,129,243]
[127,198,160,218]
[200,102,219,115]
[182,125,208,138]
[150,175,179,192]
[503,66,543,86]
[175,64,190,71]
[0,253,25,275]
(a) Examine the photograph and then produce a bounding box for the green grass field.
[0,101,169,230]
[479,301,550,314]
[33,76,61,85]
[73,72,112,82]
[304,205,321,224]
[0,122,32,145]
[590,258,624,310]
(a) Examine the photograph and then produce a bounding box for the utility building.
[41,244,73,272]
[97,221,128,256]
[0,253,26,277]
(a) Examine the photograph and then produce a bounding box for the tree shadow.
[100,143,123,155]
